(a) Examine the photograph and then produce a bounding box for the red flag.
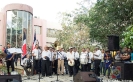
[22,31,27,58]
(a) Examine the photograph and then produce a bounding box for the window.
[46,28,60,38]
[34,26,41,34]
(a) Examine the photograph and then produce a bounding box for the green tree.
[74,0,133,47]
[122,25,133,48]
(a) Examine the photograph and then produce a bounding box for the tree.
[57,12,90,51]
[122,25,133,48]
[74,0,133,47]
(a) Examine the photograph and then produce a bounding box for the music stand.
[51,51,62,82]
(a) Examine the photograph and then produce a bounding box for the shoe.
[62,74,64,76]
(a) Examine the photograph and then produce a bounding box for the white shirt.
[56,51,65,60]
[67,52,74,60]
[42,50,50,60]
[94,50,101,59]
[23,58,33,66]
[80,52,87,59]
[101,53,104,62]
[32,48,41,59]
[49,51,54,61]
[73,51,79,60]
[88,52,93,63]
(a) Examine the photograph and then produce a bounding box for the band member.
[41,46,50,77]
[67,48,75,77]
[32,44,41,74]
[52,48,57,74]
[48,47,54,77]
[121,47,131,62]
[64,49,69,74]
[93,47,102,76]
[4,43,15,74]
[86,48,93,72]
[23,55,32,76]
[57,47,65,75]
[73,47,79,74]
[80,48,88,71]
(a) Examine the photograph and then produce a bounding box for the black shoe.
[62,74,64,76]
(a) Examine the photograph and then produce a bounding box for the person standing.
[57,47,65,75]
[32,44,41,74]
[48,47,54,77]
[80,48,88,71]
[86,48,93,72]
[100,49,105,75]
[41,46,50,77]
[93,47,102,76]
[73,47,79,74]
[4,43,15,75]
[67,48,75,77]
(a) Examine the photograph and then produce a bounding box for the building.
[0,3,62,50]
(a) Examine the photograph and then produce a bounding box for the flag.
[32,30,37,50]
[21,31,27,65]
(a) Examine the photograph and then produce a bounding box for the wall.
[33,18,46,49]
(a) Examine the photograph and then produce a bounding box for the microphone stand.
[51,51,62,82]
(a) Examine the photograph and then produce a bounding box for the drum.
[80,55,88,65]
[68,59,75,66]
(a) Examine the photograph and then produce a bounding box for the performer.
[67,47,75,77]
[56,47,65,75]
[32,44,41,74]
[93,47,101,76]
[73,47,79,74]
[64,49,68,74]
[4,43,15,75]
[86,48,93,72]
[41,46,50,77]
[121,47,131,62]
[23,55,32,76]
[48,47,54,77]
[80,48,88,71]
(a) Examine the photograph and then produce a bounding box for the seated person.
[114,50,121,62]
[23,55,33,76]
[120,47,131,62]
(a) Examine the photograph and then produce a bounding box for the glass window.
[46,28,60,38]
[34,26,41,34]
[6,10,33,48]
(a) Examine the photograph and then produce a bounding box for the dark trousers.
[87,63,91,72]
[48,61,52,76]
[68,65,76,76]
[104,67,111,77]
[81,64,87,71]
[41,60,49,76]
[33,59,40,73]
[54,60,57,74]
[23,66,31,76]
[94,60,101,76]
[74,60,80,73]
[6,60,14,74]
[64,60,68,74]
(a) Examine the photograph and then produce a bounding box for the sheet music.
[8,48,22,54]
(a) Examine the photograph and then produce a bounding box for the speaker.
[0,75,22,82]
[73,72,97,82]
[108,35,119,51]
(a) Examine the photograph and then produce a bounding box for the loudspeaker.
[108,35,119,51]
[0,75,22,82]
[73,72,97,82]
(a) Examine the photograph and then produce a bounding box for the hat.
[69,47,73,49]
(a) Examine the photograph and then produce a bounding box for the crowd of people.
[3,43,133,79]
